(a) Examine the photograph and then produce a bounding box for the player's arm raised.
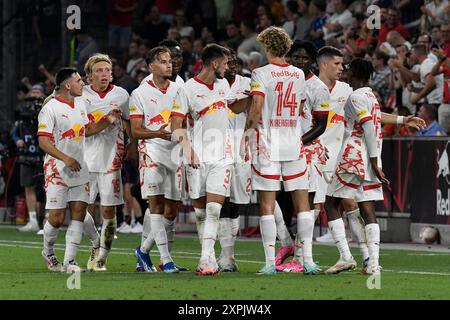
[381,112,426,131]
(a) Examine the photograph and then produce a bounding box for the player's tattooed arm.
[171,115,199,168]
[381,112,426,130]
[244,95,263,131]
[302,112,328,145]
[38,136,81,171]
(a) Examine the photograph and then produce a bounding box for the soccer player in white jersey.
[216,50,251,273]
[312,46,370,274]
[38,68,121,273]
[141,40,185,87]
[171,44,235,276]
[136,40,189,273]
[326,58,425,275]
[244,27,324,275]
[276,41,330,273]
[130,46,183,273]
[81,54,130,271]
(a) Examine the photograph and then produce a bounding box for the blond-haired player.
[81,54,130,271]
[244,27,324,275]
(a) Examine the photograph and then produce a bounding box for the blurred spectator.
[180,36,196,79]
[248,51,264,71]
[380,30,412,57]
[416,103,447,135]
[344,15,377,57]
[323,0,352,45]
[409,43,444,106]
[307,0,328,48]
[140,5,170,48]
[126,40,145,78]
[383,106,414,136]
[396,0,423,26]
[215,0,234,30]
[168,9,195,39]
[154,0,183,24]
[32,0,61,71]
[74,30,99,75]
[201,26,216,44]
[378,7,409,44]
[232,0,259,25]
[238,20,264,57]
[441,23,450,57]
[431,26,442,46]
[112,59,139,94]
[257,13,274,33]
[192,38,205,76]
[421,0,450,27]
[185,0,217,35]
[370,51,391,102]
[224,20,243,51]
[431,47,450,133]
[108,0,138,60]
[282,1,299,38]
[135,68,150,84]
[294,0,314,41]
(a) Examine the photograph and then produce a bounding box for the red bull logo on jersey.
[270,70,300,79]
[198,101,226,117]
[88,110,105,124]
[60,123,85,141]
[147,109,171,126]
[327,111,345,127]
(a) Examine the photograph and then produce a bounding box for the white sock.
[328,218,353,261]
[63,220,83,265]
[293,234,303,264]
[43,221,59,256]
[194,207,206,244]
[313,209,320,220]
[219,218,233,261]
[201,202,222,262]
[163,217,175,254]
[365,223,380,266]
[83,212,100,248]
[98,216,117,262]
[298,212,314,264]
[346,209,370,261]
[140,208,152,247]
[230,217,240,260]
[260,214,276,266]
[274,201,293,247]
[29,211,37,223]
[145,214,171,264]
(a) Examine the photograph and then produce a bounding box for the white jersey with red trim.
[82,85,129,173]
[302,73,331,166]
[250,63,306,161]
[172,77,231,163]
[335,87,382,182]
[37,97,90,187]
[228,75,251,162]
[143,73,185,87]
[319,80,353,172]
[129,80,180,168]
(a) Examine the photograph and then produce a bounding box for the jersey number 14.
[275,81,298,117]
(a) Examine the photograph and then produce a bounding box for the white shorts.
[140,159,182,201]
[45,182,90,210]
[180,164,191,205]
[89,171,124,206]
[227,162,252,204]
[186,161,233,199]
[313,170,332,204]
[251,155,309,192]
[326,172,384,202]
[308,162,322,193]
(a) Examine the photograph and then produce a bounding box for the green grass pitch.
[0,227,449,300]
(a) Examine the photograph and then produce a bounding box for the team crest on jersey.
[338,97,346,104]
[218,90,225,96]
[85,99,91,105]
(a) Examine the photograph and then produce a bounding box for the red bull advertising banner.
[377,137,450,225]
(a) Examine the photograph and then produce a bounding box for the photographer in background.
[12,84,46,234]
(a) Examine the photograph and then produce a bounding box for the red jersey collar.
[147,80,170,94]
[270,62,290,67]
[55,97,75,108]
[329,80,336,93]
[91,84,114,99]
[194,76,214,90]
[305,72,315,81]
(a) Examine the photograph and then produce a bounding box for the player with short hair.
[38,68,121,272]
[131,46,184,273]
[81,54,130,271]
[325,58,425,275]
[171,44,233,276]
[244,27,324,275]
[275,40,330,272]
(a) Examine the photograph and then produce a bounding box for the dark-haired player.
[325,58,425,275]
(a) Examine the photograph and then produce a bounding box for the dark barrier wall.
[378,137,450,225]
